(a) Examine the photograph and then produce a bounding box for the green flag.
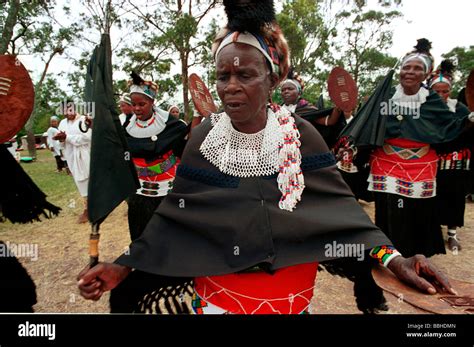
[86,34,139,225]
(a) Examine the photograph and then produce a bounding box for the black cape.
[290,100,346,149]
[0,144,60,223]
[116,115,391,277]
[124,115,189,160]
[383,89,469,144]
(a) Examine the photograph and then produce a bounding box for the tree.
[16,76,69,137]
[1,0,77,157]
[442,46,474,97]
[335,6,401,98]
[0,0,20,55]
[126,0,219,120]
[275,0,402,103]
[277,0,338,100]
[326,0,402,7]
[64,0,133,97]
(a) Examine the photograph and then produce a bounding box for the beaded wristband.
[370,245,402,268]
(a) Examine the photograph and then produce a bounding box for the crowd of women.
[76,0,473,314]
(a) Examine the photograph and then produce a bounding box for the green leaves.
[442,46,474,97]
[336,6,401,98]
[276,0,401,103]
[277,0,333,87]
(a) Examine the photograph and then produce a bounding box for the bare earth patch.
[1,152,473,314]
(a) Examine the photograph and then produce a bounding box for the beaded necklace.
[135,116,156,128]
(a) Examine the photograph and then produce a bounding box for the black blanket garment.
[116,115,392,277]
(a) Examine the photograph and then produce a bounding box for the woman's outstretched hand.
[77,263,131,301]
[388,255,458,295]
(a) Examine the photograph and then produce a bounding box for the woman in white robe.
[55,103,92,223]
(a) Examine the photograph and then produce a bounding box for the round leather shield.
[327,67,358,113]
[465,69,474,111]
[0,55,35,143]
[372,265,474,314]
[189,73,217,117]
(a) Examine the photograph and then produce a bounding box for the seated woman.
[78,0,456,315]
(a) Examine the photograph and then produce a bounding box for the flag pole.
[89,222,100,267]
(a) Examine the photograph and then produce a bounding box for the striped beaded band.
[370,245,402,268]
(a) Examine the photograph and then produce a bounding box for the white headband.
[215,31,276,73]
[168,105,180,113]
[119,93,132,105]
[130,85,156,100]
[402,53,432,73]
[281,79,302,94]
[429,76,452,88]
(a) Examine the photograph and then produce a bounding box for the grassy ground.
[1,150,131,313]
[1,150,473,313]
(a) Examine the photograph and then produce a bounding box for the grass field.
[1,150,473,313]
[1,149,131,313]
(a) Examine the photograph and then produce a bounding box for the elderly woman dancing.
[78,0,457,315]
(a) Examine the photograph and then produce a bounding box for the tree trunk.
[24,49,60,158]
[25,132,37,159]
[180,50,191,122]
[0,0,20,54]
[25,103,38,159]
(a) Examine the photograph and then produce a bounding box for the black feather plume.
[130,71,144,85]
[223,0,275,34]
[439,59,455,76]
[414,38,432,54]
[287,66,296,80]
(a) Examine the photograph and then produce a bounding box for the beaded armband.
[370,245,402,268]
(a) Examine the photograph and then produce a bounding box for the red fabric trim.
[370,139,438,182]
[132,150,173,167]
[133,150,179,181]
[194,262,318,314]
[385,138,428,148]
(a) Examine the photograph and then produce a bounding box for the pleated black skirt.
[374,192,445,257]
[436,170,470,227]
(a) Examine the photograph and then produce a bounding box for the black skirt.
[111,193,192,313]
[437,170,469,227]
[127,193,165,241]
[338,166,374,203]
[374,193,445,257]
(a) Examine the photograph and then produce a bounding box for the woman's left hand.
[388,255,458,295]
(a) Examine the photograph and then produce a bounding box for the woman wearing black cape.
[78,0,457,314]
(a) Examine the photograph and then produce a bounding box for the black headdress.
[223,0,275,34]
[439,59,455,77]
[283,67,305,92]
[428,59,456,87]
[402,38,434,74]
[130,71,145,86]
[414,38,432,55]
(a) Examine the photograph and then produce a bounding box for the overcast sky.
[389,0,471,65]
[18,0,472,96]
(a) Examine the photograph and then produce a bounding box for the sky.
[17,0,472,97]
[389,0,471,65]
